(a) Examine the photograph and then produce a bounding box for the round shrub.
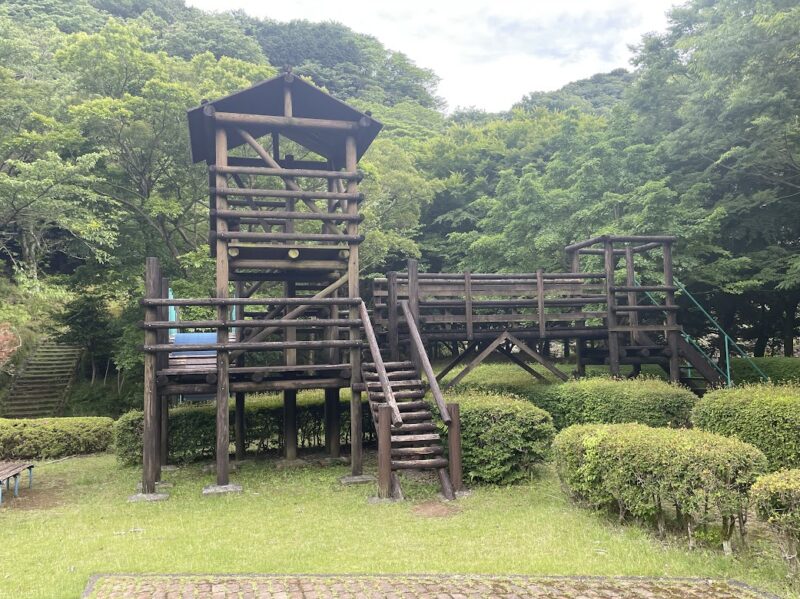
[752,469,800,571]
[440,391,555,484]
[553,423,767,549]
[692,384,800,470]
[0,416,114,459]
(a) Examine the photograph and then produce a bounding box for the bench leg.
[29,468,33,489]
[0,483,3,505]
[13,474,19,498]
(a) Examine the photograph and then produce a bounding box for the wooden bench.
[0,462,34,504]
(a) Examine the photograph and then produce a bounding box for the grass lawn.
[1,453,793,599]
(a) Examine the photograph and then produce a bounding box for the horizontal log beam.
[214,111,363,131]
[144,340,362,352]
[212,209,363,222]
[213,165,362,180]
[142,318,359,329]
[212,187,362,202]
[142,297,359,306]
[214,231,363,243]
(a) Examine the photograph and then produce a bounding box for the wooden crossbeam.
[443,332,509,390]
[506,334,569,381]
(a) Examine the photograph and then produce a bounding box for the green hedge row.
[553,423,767,550]
[692,384,800,470]
[439,391,555,484]
[114,391,372,465]
[463,376,696,429]
[731,357,800,384]
[752,469,800,572]
[0,416,114,459]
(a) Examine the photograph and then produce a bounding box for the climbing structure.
[139,74,462,499]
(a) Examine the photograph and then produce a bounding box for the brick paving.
[83,574,775,598]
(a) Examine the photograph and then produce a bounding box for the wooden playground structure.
[139,74,719,500]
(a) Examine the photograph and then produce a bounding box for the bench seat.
[0,462,34,504]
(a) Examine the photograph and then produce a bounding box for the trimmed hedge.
[731,357,800,384]
[0,416,114,459]
[752,469,800,572]
[114,391,372,465]
[553,423,767,550]
[692,384,800,470]
[463,376,695,429]
[438,391,555,484]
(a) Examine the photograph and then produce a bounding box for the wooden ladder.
[360,358,455,500]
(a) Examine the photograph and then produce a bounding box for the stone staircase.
[2,341,82,418]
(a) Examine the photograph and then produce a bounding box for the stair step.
[394,401,428,412]
[373,409,432,423]
[390,433,440,444]
[368,389,426,401]
[391,446,444,457]
[393,422,437,433]
[365,380,424,389]
[362,361,414,371]
[363,370,418,380]
[392,457,449,470]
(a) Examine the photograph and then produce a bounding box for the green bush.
[439,391,555,484]
[553,423,767,551]
[752,469,800,572]
[731,357,800,384]
[692,384,800,470]
[114,391,373,465]
[464,376,695,429]
[0,416,114,459]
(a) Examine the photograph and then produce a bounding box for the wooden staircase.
[2,342,82,418]
[360,359,454,500]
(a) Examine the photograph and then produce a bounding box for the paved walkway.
[83,574,775,598]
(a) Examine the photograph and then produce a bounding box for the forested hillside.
[0,0,798,402]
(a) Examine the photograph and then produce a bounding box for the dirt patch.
[411,500,461,518]
[1,474,67,511]
[0,323,21,369]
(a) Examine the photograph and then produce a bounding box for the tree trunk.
[753,302,768,357]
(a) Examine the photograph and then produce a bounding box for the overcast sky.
[186,0,680,112]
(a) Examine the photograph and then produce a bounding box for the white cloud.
[186,0,678,111]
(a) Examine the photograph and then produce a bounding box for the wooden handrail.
[358,302,402,426]
[400,300,451,425]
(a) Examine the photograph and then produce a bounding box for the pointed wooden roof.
[187,74,382,167]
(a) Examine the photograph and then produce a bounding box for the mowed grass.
[0,453,793,599]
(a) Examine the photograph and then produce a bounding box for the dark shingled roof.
[187,75,382,167]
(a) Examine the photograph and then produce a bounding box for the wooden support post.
[663,242,680,383]
[447,403,463,493]
[464,271,473,341]
[624,246,639,348]
[377,404,392,499]
[604,239,621,377]
[407,259,420,364]
[569,250,586,377]
[283,74,293,117]
[387,271,399,361]
[284,390,298,460]
[142,257,161,494]
[325,388,341,457]
[536,269,546,339]
[345,134,363,476]
[214,124,231,487]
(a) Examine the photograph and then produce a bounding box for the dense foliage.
[0,0,798,401]
[692,384,800,470]
[438,391,555,484]
[0,416,113,459]
[553,423,767,551]
[752,468,800,573]
[462,375,695,430]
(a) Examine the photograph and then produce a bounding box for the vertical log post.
[142,257,161,494]
[387,271,399,361]
[464,271,473,341]
[283,281,298,460]
[447,402,463,493]
[377,404,392,499]
[345,135,363,476]
[604,239,621,377]
[663,242,680,383]
[214,124,231,487]
[536,269,546,339]
[569,250,586,377]
[234,286,245,462]
[624,246,639,347]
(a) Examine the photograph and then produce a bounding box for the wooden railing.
[400,300,451,425]
[358,301,402,426]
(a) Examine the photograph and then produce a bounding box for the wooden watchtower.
[140,74,463,500]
